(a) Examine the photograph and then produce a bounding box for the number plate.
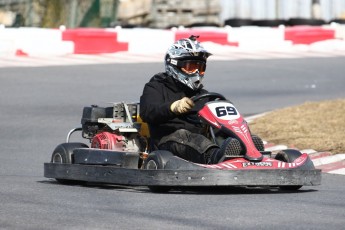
[207,102,240,120]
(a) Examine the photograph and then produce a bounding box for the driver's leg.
[158,129,217,164]
[158,129,242,164]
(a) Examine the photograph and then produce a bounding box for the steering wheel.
[191,92,226,103]
[185,92,227,124]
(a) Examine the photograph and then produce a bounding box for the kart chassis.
[44,97,321,190]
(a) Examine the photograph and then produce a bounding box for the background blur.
[1,0,345,29]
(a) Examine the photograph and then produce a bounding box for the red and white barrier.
[62,28,127,54]
[0,24,344,57]
[0,27,74,56]
[116,28,174,53]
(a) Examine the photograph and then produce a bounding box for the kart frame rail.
[44,163,321,187]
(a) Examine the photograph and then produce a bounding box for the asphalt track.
[1,57,345,229]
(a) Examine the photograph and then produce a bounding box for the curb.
[246,115,345,176]
[263,143,345,175]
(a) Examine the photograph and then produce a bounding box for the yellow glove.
[170,97,195,115]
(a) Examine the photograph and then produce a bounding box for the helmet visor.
[177,60,206,76]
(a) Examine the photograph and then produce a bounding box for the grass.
[249,98,345,154]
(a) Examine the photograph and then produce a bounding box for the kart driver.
[140,36,241,164]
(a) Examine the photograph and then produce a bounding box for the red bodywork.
[198,101,264,162]
[197,101,308,169]
[198,153,309,170]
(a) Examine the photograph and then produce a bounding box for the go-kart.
[44,93,321,192]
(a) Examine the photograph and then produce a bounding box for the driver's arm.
[170,97,194,114]
[140,84,176,124]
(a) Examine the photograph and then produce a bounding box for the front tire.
[275,149,303,191]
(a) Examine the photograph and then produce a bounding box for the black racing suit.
[139,72,218,163]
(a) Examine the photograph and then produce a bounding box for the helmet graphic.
[165,35,212,91]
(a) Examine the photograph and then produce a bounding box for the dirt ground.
[249,98,345,154]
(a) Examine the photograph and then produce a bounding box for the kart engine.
[91,131,141,152]
[81,102,148,152]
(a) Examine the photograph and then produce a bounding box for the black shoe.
[220,138,242,156]
[210,138,242,163]
[251,134,265,151]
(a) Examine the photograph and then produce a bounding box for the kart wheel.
[144,150,174,170]
[275,149,303,191]
[144,151,174,193]
[51,142,89,164]
[51,142,89,184]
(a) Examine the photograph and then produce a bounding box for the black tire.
[51,142,89,184]
[252,19,286,27]
[144,150,174,170]
[224,18,252,27]
[51,142,89,164]
[287,18,325,26]
[144,150,174,193]
[329,18,345,24]
[186,22,220,28]
[275,149,303,191]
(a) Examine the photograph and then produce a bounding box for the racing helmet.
[165,35,212,91]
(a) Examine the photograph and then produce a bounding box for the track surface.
[1,57,345,229]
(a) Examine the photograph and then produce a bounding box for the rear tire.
[51,142,89,184]
[144,151,174,193]
[275,149,303,191]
